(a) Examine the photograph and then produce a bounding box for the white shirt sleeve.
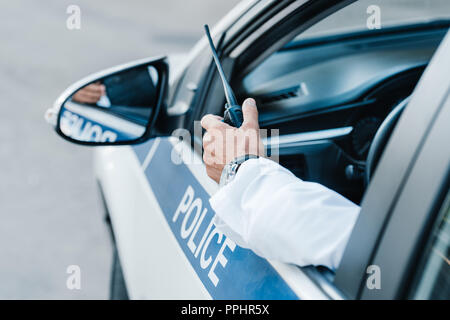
[209,157,360,271]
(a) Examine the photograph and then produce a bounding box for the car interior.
[234,21,449,205]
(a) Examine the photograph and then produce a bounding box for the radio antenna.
[204,24,238,107]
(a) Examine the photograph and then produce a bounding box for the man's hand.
[201,98,265,183]
[72,82,106,104]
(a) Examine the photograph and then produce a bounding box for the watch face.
[219,163,237,187]
[219,164,230,187]
[219,156,256,187]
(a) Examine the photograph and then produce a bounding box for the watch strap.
[219,154,259,187]
[232,154,259,172]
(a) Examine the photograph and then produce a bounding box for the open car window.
[236,1,449,206]
[295,0,450,42]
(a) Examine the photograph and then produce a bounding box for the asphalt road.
[0,0,239,299]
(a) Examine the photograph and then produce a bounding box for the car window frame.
[335,30,450,299]
[356,34,450,298]
[194,0,356,140]
[362,103,450,299]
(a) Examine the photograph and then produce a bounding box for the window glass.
[293,0,450,42]
[410,189,450,300]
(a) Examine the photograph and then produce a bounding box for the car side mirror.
[46,56,168,145]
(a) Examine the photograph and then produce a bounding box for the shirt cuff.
[209,158,284,247]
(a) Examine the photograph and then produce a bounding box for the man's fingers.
[201,114,228,131]
[83,84,105,95]
[202,131,213,146]
[242,98,259,128]
[78,91,101,100]
[73,91,101,103]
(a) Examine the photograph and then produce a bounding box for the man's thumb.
[242,98,259,127]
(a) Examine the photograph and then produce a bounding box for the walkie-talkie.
[204,25,244,128]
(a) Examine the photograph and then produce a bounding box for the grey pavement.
[0,0,239,299]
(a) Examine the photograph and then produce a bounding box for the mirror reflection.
[59,65,159,143]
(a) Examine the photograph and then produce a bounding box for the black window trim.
[358,45,450,298]
[336,30,450,299]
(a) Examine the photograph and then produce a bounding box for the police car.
[46,0,450,299]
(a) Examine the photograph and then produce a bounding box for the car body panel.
[94,144,210,299]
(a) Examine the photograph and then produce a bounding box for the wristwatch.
[219,154,259,187]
